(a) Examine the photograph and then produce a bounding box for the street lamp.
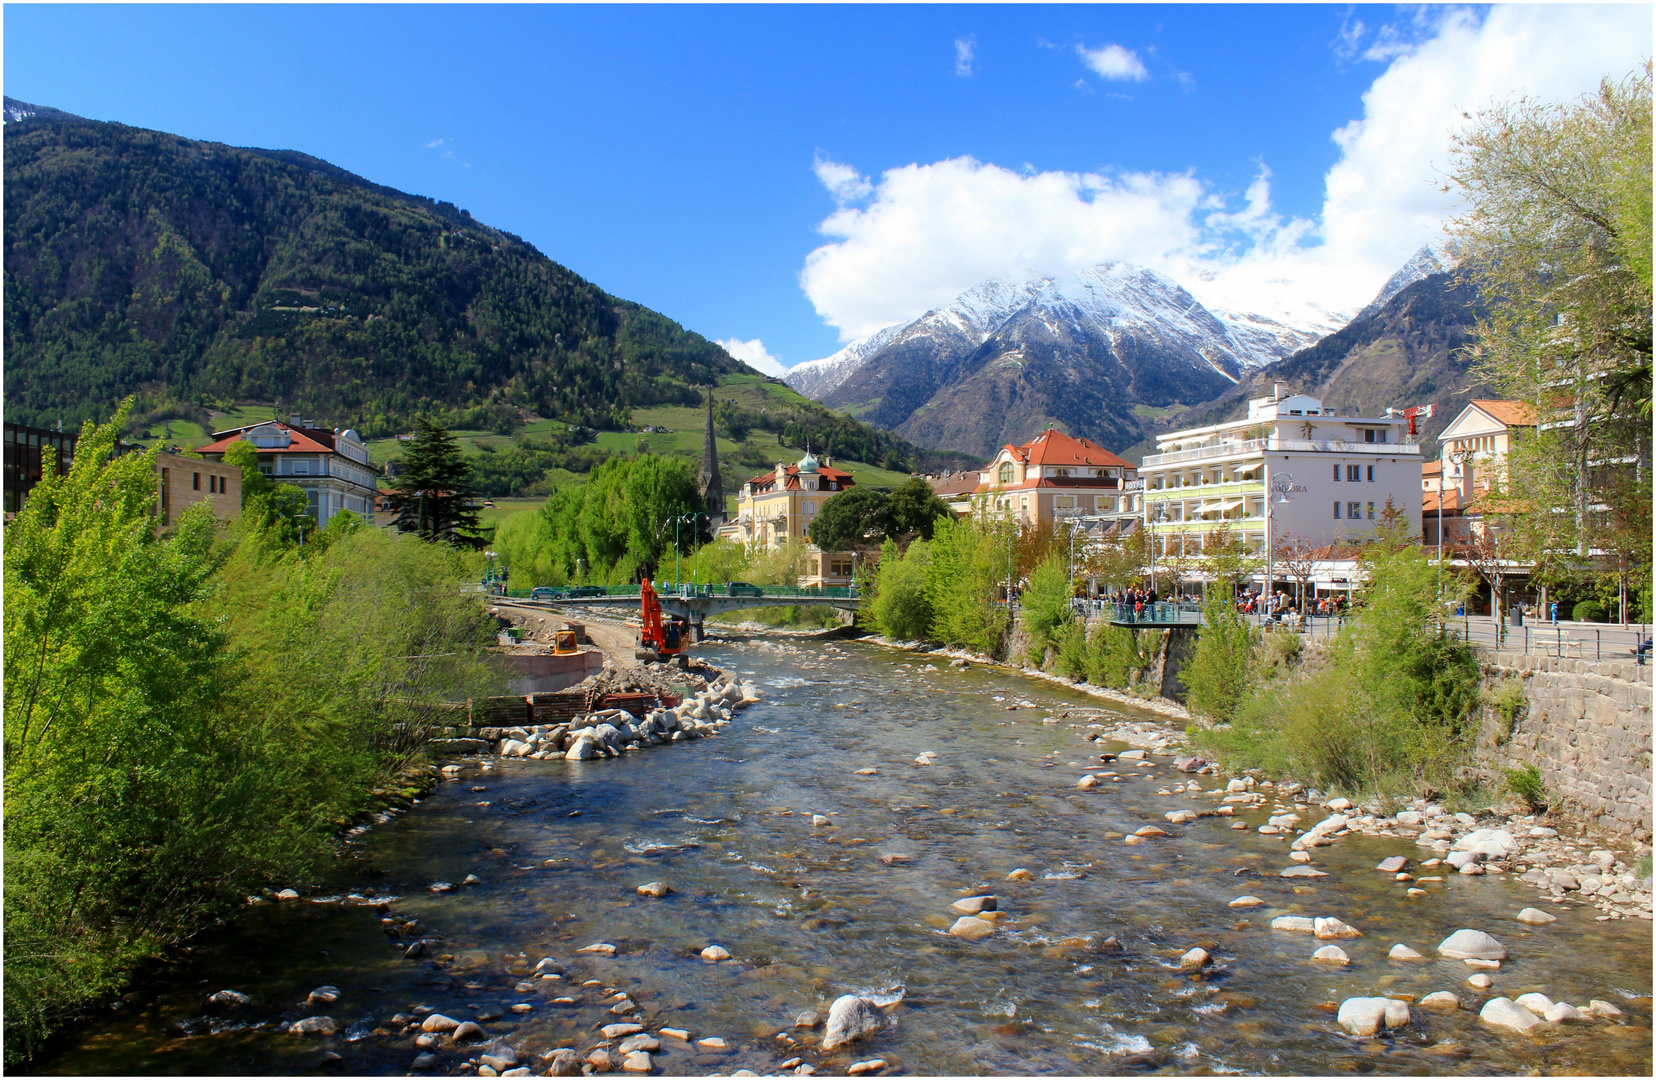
[1263,474,1294,619]
[1148,502,1168,593]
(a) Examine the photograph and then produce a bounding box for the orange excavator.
[635,578,688,664]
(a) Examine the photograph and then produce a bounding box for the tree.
[386,418,486,547]
[530,455,708,583]
[1182,593,1258,723]
[1020,555,1076,663]
[1446,65,1652,569]
[807,486,890,552]
[1461,525,1515,634]
[885,477,951,540]
[223,438,315,547]
[869,537,934,641]
[1274,534,1318,609]
[1204,521,1261,600]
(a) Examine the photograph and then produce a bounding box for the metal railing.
[503,583,861,602]
[1142,436,1422,468]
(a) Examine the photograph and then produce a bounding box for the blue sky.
[6,4,1647,372]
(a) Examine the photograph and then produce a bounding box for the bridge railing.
[502,583,861,602]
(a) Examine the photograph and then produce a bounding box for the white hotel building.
[1137,390,1421,568]
[199,416,379,527]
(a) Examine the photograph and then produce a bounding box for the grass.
[1132,403,1189,420]
[476,497,545,530]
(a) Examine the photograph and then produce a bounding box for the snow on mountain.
[786,260,1342,401]
[1350,244,1452,324]
[783,322,906,400]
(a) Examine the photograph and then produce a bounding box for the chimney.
[290,413,303,428]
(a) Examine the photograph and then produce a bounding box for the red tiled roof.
[1000,428,1133,470]
[198,421,338,456]
[928,472,981,497]
[1470,400,1536,428]
[1421,489,1463,514]
[745,463,856,492]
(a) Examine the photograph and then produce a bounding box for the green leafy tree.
[885,477,952,540]
[1020,554,1076,664]
[531,454,707,583]
[807,486,891,551]
[869,537,934,641]
[222,437,315,546]
[926,516,1010,654]
[386,417,486,547]
[1446,64,1652,573]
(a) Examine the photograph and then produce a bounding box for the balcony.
[1142,437,1421,468]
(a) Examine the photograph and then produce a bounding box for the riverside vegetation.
[2,403,506,1064]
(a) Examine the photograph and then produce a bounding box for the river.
[34,636,1654,1076]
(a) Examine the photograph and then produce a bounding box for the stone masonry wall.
[1475,651,1653,843]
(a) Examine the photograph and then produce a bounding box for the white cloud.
[954,35,976,77]
[1077,43,1149,82]
[813,156,872,206]
[717,337,788,377]
[802,5,1652,343]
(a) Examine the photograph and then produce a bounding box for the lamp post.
[1148,502,1167,593]
[1263,474,1294,620]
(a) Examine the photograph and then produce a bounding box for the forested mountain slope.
[3,109,744,433]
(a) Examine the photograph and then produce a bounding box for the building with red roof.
[197,413,379,527]
[967,427,1138,528]
[728,450,859,586]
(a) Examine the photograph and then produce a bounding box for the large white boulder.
[1337,997,1409,1036]
[1437,929,1507,960]
[821,995,884,1051]
[1480,997,1544,1034]
[1451,829,1520,859]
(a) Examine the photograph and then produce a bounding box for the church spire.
[698,390,724,523]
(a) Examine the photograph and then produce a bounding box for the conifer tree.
[386,418,486,547]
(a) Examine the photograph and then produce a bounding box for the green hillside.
[3,109,975,491]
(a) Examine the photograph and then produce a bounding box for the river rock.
[544,1048,582,1076]
[1280,866,1328,878]
[1326,797,1352,811]
[618,1035,660,1054]
[289,1016,338,1035]
[1588,849,1616,868]
[1545,1002,1586,1022]
[1467,973,1493,989]
[637,881,671,898]
[1437,929,1507,960]
[1228,896,1264,908]
[1395,811,1424,826]
[795,1010,824,1029]
[1118,749,1146,760]
[620,1052,653,1073]
[952,895,997,915]
[1388,944,1424,960]
[578,942,618,955]
[694,1037,727,1049]
[1515,907,1557,925]
[1480,997,1544,1033]
[811,814,833,827]
[822,995,884,1051]
[1514,993,1554,1015]
[1006,867,1033,880]
[1445,851,1481,870]
[565,737,600,761]
[1135,825,1167,837]
[276,888,300,900]
[208,989,250,1006]
[1376,857,1408,873]
[1165,810,1197,824]
[602,1023,645,1039]
[533,957,563,975]
[1178,947,1211,971]
[305,984,341,1007]
[854,768,878,775]
[586,1049,615,1071]
[701,944,731,961]
[1587,999,1623,1017]
[1452,829,1520,859]
[950,916,996,940]
[421,1013,461,1033]
[1076,774,1100,789]
[500,738,531,758]
[480,1047,519,1071]
[1336,997,1409,1035]
[878,852,913,865]
[1271,916,1315,933]
[1314,918,1361,939]
[452,1021,485,1041]
[1419,992,1460,1009]
[1313,945,1349,964]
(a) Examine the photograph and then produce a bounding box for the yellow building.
[729,451,858,586]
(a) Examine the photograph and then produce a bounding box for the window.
[1348,501,1362,519]
[1053,467,1070,478]
[292,460,310,475]
[1346,465,1360,482]
[1367,465,1374,482]
[1054,495,1077,510]
[998,462,1013,484]
[1333,501,1341,519]
[1367,501,1375,520]
[192,472,201,490]
[1333,464,1341,481]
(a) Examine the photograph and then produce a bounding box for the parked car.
[567,585,607,598]
[726,582,764,598]
[530,586,567,600]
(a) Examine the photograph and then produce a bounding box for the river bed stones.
[289,1016,337,1035]
[1228,896,1264,908]
[1313,918,1361,939]
[636,881,671,897]
[951,895,997,915]
[1313,945,1350,965]
[1437,929,1507,960]
[1336,997,1410,1036]
[949,916,996,940]
[1480,997,1544,1034]
[421,1013,461,1033]
[1516,907,1556,925]
[701,944,732,961]
[1419,992,1460,1009]
[823,995,885,1051]
[1545,1002,1586,1022]
[208,989,250,1006]
[1388,944,1424,960]
[1178,947,1211,971]
[1467,973,1494,990]
[1514,993,1554,1015]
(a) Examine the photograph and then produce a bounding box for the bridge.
[1101,601,1204,629]
[493,584,861,639]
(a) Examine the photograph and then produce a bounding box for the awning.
[1218,497,1246,513]
[1195,498,1225,513]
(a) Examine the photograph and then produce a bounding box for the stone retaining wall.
[1475,651,1653,843]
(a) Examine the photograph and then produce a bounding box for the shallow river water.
[35,637,1655,1076]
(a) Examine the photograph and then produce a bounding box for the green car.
[530,586,567,600]
[567,585,607,598]
[725,582,764,598]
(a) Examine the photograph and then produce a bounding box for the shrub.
[1052,617,1091,679]
[1486,677,1528,744]
[1182,594,1258,722]
[1501,764,1549,811]
[869,538,933,641]
[1086,621,1147,689]
[1572,599,1607,622]
[1020,555,1075,664]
